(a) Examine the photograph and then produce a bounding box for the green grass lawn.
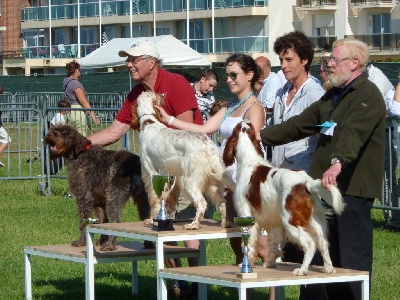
[0,178,399,300]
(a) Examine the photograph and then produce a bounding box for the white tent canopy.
[79,35,212,68]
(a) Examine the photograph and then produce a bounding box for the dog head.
[131,92,164,130]
[43,125,92,159]
[223,121,264,166]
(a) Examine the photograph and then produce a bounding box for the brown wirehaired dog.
[223,121,344,276]
[43,125,150,251]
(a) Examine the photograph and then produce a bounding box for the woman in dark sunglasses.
[155,54,272,298]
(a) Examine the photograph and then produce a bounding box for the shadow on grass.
[30,272,286,300]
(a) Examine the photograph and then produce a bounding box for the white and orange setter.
[131,91,228,230]
[223,121,344,276]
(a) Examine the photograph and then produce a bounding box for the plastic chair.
[57,44,66,58]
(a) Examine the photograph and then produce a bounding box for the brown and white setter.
[43,125,150,251]
[223,121,344,276]
[131,91,228,230]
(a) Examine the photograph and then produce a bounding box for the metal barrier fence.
[0,93,399,219]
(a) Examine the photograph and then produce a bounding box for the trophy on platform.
[234,216,257,278]
[151,172,175,231]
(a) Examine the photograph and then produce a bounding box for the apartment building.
[0,0,399,75]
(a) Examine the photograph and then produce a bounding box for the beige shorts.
[0,126,11,144]
[174,194,215,220]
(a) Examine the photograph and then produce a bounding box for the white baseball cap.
[118,41,160,59]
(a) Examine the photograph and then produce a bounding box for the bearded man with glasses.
[260,38,385,300]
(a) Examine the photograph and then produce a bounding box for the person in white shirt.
[192,69,219,123]
[368,64,400,231]
[255,56,283,115]
[51,99,71,126]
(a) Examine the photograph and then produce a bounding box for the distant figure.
[319,57,333,91]
[0,85,11,168]
[192,69,220,123]
[63,60,100,135]
[0,110,11,168]
[255,56,283,116]
[51,100,71,126]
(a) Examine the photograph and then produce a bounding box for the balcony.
[182,36,268,54]
[297,0,336,6]
[350,0,395,6]
[21,0,268,22]
[310,36,337,52]
[19,44,100,59]
[346,33,400,52]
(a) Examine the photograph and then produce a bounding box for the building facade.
[0,0,399,75]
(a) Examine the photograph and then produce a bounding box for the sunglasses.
[125,56,147,65]
[225,72,243,81]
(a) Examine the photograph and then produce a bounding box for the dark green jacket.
[260,72,386,198]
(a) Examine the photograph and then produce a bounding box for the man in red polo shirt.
[88,40,204,297]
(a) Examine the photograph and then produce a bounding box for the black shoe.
[383,223,400,232]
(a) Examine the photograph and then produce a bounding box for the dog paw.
[264,261,276,268]
[100,244,116,251]
[71,240,86,247]
[183,223,200,230]
[143,218,153,225]
[143,240,155,249]
[324,266,336,274]
[292,267,308,276]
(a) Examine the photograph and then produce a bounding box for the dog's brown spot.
[142,119,155,129]
[247,165,271,213]
[285,184,313,228]
[131,104,140,130]
[244,122,264,158]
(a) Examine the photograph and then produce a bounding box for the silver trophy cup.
[151,173,175,231]
[234,216,256,275]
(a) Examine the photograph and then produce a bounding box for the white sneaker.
[0,161,4,167]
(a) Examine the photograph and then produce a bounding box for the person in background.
[63,60,100,135]
[0,85,11,168]
[193,69,220,123]
[255,56,283,117]
[380,65,400,232]
[260,37,385,300]
[50,100,71,126]
[318,57,333,91]
[0,110,11,168]
[271,31,325,174]
[87,40,204,298]
[155,53,274,300]
[269,31,325,299]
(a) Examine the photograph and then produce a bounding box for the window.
[312,15,335,37]
[52,29,65,45]
[156,27,170,36]
[73,27,95,44]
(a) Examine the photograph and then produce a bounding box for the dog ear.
[245,122,264,157]
[131,104,140,130]
[223,124,241,166]
[73,131,91,157]
[152,93,163,122]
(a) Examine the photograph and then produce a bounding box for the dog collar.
[85,144,92,150]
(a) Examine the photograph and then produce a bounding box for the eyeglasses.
[125,56,147,66]
[326,56,351,67]
[225,72,243,81]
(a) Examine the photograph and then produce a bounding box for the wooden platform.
[159,263,370,300]
[24,241,200,300]
[25,241,200,261]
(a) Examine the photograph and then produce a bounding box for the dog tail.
[307,179,345,215]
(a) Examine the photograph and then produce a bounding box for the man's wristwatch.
[331,157,344,166]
